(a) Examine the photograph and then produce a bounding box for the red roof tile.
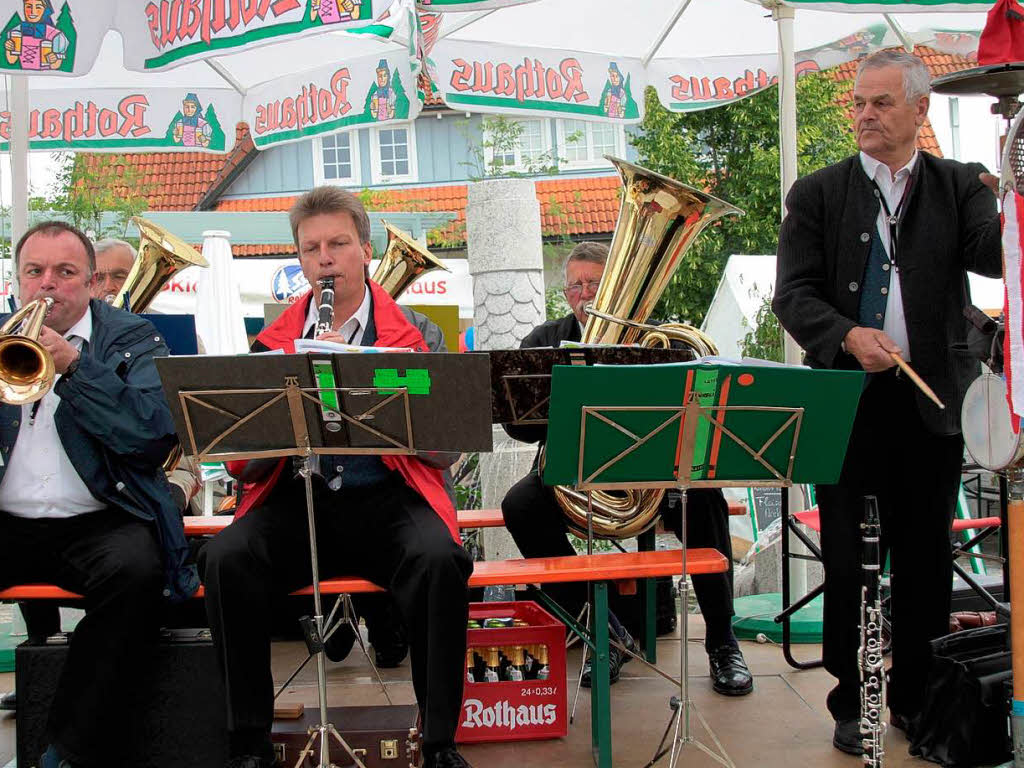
[216,175,622,247]
[77,124,250,211]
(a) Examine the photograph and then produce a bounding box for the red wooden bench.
[0,547,725,768]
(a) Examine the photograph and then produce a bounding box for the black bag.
[910,624,1012,768]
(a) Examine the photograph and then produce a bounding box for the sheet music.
[293,339,414,354]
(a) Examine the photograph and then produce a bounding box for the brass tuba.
[114,217,208,472]
[0,297,55,405]
[112,217,208,312]
[372,220,449,299]
[551,156,741,539]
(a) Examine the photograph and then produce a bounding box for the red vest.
[226,281,459,542]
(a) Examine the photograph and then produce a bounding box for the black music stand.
[156,352,492,768]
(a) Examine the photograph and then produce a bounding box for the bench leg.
[638,530,658,664]
[591,581,612,768]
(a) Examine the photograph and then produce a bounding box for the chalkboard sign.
[749,486,782,540]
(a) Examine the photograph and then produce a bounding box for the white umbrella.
[193,230,248,355]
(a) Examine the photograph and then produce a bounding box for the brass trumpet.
[373,221,449,299]
[0,297,55,405]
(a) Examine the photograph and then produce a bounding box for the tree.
[44,153,151,237]
[630,72,857,325]
[739,286,783,362]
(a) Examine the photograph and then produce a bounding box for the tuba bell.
[114,217,208,472]
[550,156,741,540]
[0,297,55,405]
[112,217,209,312]
[372,221,449,299]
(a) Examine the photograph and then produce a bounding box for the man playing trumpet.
[0,221,196,768]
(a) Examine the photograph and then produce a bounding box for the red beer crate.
[456,601,567,743]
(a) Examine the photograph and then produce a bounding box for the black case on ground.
[15,629,228,768]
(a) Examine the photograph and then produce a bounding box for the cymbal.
[932,63,1024,98]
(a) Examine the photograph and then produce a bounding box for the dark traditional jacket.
[502,312,580,448]
[0,299,199,602]
[226,280,460,542]
[773,152,1002,435]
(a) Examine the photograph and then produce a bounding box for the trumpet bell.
[113,217,209,313]
[0,297,56,405]
[0,336,54,405]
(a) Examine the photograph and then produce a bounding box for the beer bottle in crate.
[536,644,550,681]
[466,649,476,683]
[483,648,500,683]
[508,646,527,682]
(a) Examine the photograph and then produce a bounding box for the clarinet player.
[199,187,475,768]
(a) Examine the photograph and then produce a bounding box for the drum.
[961,373,1024,471]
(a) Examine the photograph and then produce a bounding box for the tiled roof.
[77,124,251,211]
[217,175,622,248]
[830,45,979,157]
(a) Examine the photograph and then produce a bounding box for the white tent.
[703,254,1005,359]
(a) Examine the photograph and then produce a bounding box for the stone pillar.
[466,179,546,562]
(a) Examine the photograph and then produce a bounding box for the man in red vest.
[200,187,473,768]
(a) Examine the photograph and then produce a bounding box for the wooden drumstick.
[890,353,945,410]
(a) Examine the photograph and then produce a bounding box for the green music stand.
[544,361,863,768]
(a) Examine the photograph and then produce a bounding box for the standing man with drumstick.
[773,49,1002,756]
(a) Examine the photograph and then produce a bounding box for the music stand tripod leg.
[339,594,394,705]
[296,455,368,768]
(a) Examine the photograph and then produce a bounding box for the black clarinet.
[859,495,886,766]
[315,277,335,337]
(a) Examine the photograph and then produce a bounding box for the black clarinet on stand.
[859,495,886,767]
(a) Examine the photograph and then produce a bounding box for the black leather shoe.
[707,643,753,696]
[890,710,916,737]
[323,623,356,663]
[424,746,473,768]
[581,628,636,688]
[224,756,281,768]
[0,690,16,711]
[832,718,865,755]
[374,638,409,668]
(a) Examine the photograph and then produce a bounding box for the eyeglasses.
[565,280,601,295]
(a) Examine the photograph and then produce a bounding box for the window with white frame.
[313,131,360,186]
[483,117,551,173]
[371,123,417,184]
[557,119,625,169]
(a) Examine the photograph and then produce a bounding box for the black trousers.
[817,370,962,721]
[199,473,472,757]
[0,509,163,767]
[501,470,735,629]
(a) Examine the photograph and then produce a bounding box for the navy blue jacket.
[0,299,199,602]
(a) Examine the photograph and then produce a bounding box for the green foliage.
[458,116,579,181]
[546,286,570,321]
[44,153,150,237]
[630,75,856,325]
[739,286,783,362]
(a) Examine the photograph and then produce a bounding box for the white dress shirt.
[302,283,371,345]
[860,150,917,361]
[0,309,105,518]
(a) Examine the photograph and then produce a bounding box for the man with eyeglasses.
[500,241,752,696]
